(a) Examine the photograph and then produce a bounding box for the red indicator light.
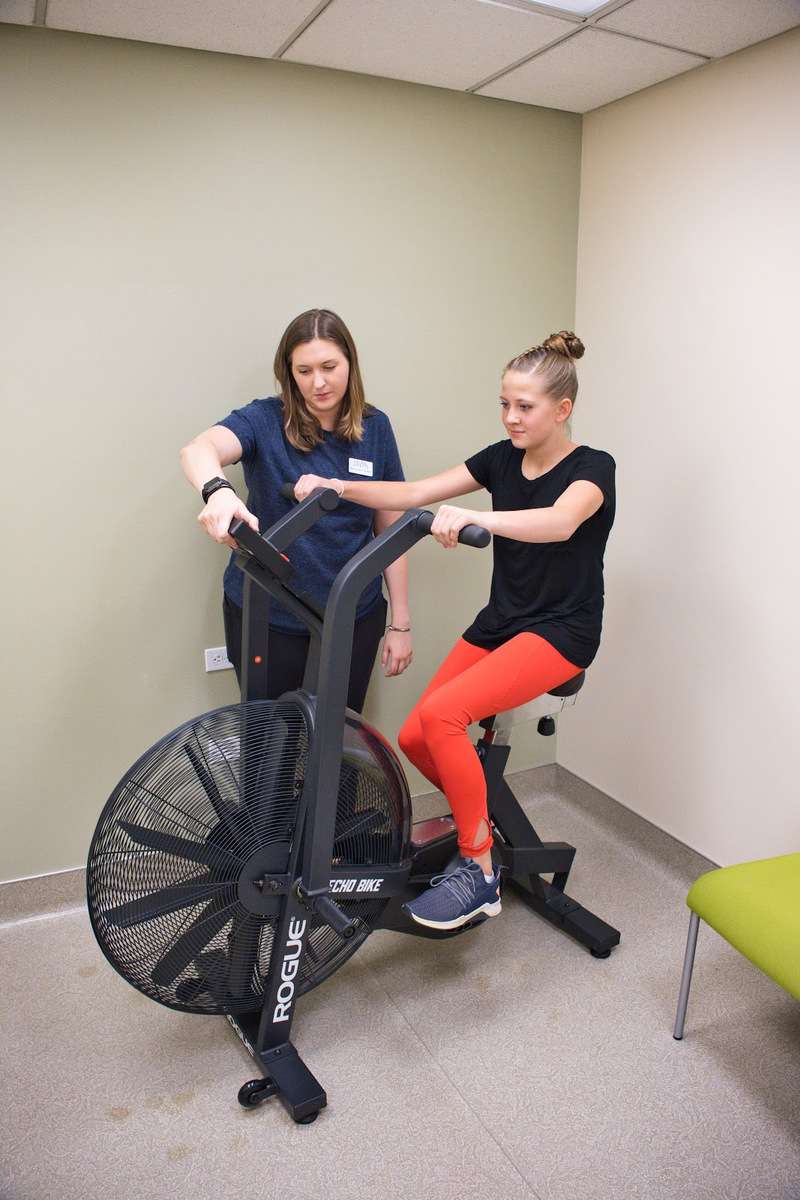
[253,655,262,665]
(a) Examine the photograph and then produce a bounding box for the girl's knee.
[417,694,466,738]
[398,711,427,761]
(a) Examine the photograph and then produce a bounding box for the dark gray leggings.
[222,592,388,714]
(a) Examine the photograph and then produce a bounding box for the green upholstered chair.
[673,852,800,1039]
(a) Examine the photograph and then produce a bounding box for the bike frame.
[227,490,487,1119]
[225,489,619,1122]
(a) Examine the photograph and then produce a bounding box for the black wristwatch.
[201,477,235,505]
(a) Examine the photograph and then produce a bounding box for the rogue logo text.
[273,917,307,1023]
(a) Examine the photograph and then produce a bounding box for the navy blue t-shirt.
[463,442,615,668]
[217,397,405,633]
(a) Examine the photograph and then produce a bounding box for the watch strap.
[201,477,235,505]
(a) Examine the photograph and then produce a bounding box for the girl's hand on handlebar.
[294,474,337,502]
[382,630,413,677]
[198,489,258,548]
[430,505,476,549]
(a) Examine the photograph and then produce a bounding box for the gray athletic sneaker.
[403,858,502,930]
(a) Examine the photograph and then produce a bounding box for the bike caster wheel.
[590,948,612,959]
[238,1077,278,1108]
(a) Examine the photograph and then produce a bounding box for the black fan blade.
[240,711,289,819]
[118,821,242,870]
[333,808,384,848]
[252,716,289,800]
[102,876,226,928]
[184,742,256,849]
[150,899,235,987]
[184,742,235,822]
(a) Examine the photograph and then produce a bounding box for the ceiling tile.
[1,1,37,24]
[478,27,705,111]
[44,0,318,60]
[599,0,800,59]
[283,0,572,91]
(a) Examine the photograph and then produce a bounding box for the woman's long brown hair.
[274,309,369,450]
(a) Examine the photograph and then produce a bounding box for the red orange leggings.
[398,634,581,857]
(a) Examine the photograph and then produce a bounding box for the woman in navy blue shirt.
[180,309,412,711]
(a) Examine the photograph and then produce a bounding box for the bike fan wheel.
[87,700,411,1015]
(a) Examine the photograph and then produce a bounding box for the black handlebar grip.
[414,510,491,548]
[458,524,491,549]
[313,895,358,940]
[280,481,341,512]
[228,519,293,580]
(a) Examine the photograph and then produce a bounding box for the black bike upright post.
[226,500,490,1120]
[228,495,336,1121]
[298,506,490,899]
[299,511,429,897]
[240,575,271,701]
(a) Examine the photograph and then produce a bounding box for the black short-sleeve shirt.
[462,442,615,668]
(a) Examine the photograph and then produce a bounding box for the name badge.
[348,458,373,477]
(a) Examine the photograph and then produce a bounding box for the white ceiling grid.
[39,0,319,61]
[281,0,569,91]
[598,0,800,59]
[2,0,799,113]
[478,27,705,110]
[2,0,36,23]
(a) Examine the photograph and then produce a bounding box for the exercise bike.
[87,487,620,1125]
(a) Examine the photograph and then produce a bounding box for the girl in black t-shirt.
[294,331,615,931]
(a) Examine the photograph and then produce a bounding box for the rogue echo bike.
[87,487,619,1124]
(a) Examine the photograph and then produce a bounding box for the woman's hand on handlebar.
[293,474,338,502]
[198,489,258,548]
[430,505,482,550]
[382,629,413,677]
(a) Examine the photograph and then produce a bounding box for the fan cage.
[87,700,411,1015]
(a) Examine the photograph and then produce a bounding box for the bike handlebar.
[277,483,490,549]
[413,509,490,549]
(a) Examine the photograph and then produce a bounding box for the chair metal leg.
[673,910,700,1040]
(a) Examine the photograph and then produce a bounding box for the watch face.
[203,478,225,500]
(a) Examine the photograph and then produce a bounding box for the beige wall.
[563,29,800,865]
[0,24,581,881]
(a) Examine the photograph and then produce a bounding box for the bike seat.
[479,671,586,738]
[546,670,585,698]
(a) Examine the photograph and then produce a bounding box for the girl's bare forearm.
[337,479,424,509]
[483,507,573,543]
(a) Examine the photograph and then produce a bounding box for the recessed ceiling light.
[485,0,610,15]
[529,0,610,13]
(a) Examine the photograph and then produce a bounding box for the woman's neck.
[315,403,342,432]
[523,434,577,475]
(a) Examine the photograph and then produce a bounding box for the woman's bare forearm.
[375,510,411,627]
[179,426,243,494]
[180,440,226,493]
[383,555,410,627]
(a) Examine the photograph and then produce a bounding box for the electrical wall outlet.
[204,645,233,672]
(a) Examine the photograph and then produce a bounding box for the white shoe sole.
[406,899,502,931]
